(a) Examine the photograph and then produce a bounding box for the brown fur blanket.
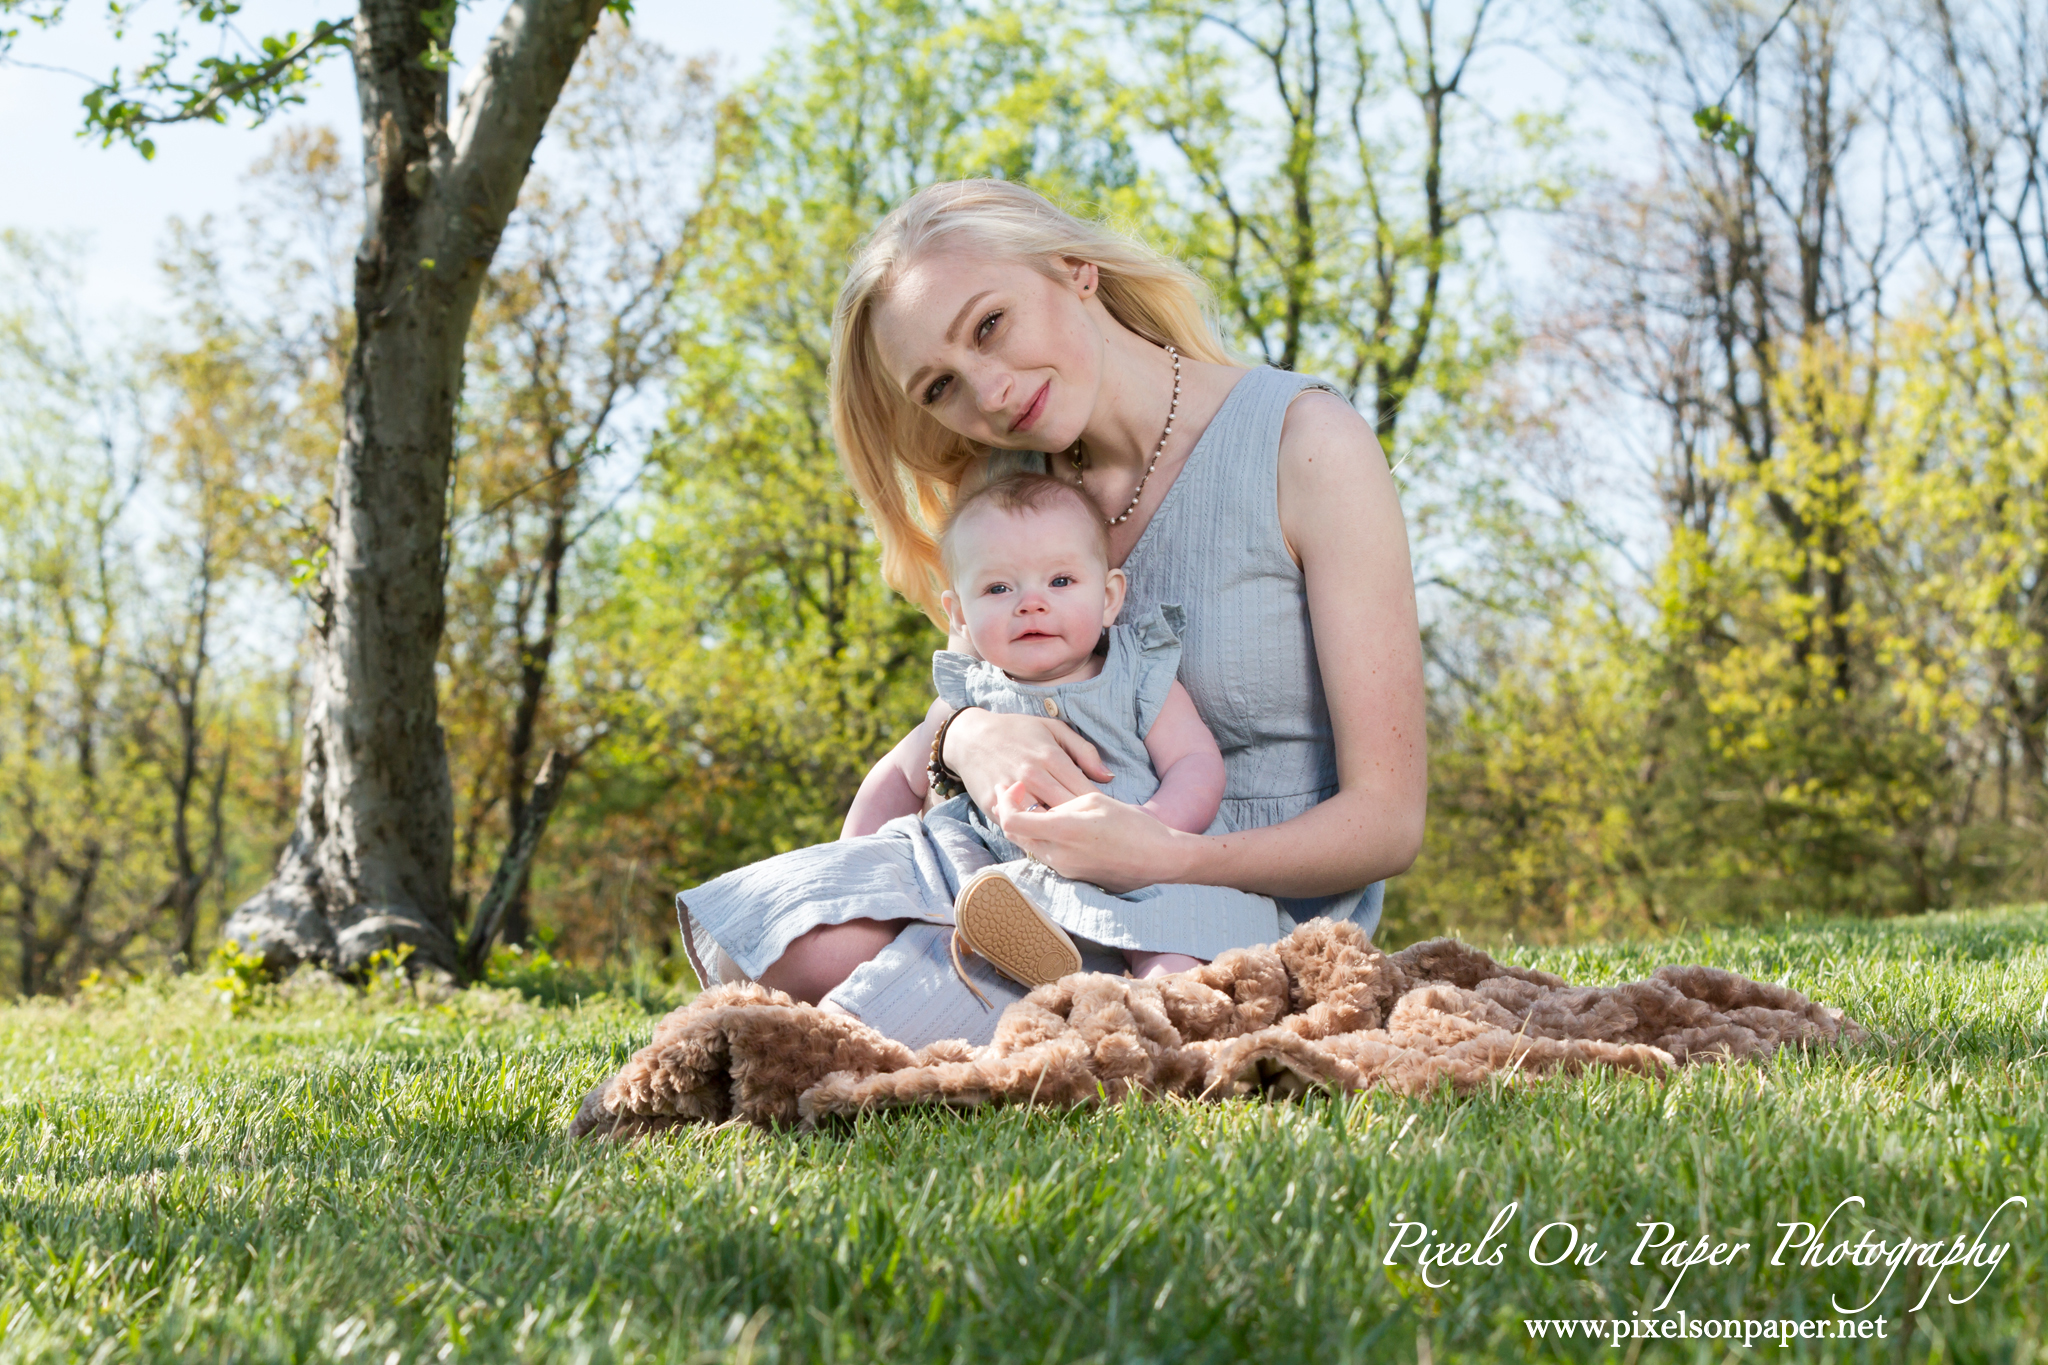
[569,920,1863,1137]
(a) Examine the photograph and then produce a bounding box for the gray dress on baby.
[932,604,1287,955]
[676,367,1385,1048]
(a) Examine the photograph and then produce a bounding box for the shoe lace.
[948,925,993,1010]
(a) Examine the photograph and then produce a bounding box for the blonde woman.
[674,180,1426,1047]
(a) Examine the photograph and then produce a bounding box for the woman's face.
[867,248,1105,452]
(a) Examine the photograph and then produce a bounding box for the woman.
[677,179,1426,1045]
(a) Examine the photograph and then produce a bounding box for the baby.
[846,472,1282,988]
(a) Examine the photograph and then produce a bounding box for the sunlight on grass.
[3,909,2044,1362]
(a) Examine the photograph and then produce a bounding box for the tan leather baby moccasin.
[950,868,1083,1003]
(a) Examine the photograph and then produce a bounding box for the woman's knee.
[756,918,910,1004]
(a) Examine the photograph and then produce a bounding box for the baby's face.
[942,503,1124,683]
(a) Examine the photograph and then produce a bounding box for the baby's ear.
[1102,568,1127,625]
[940,589,968,638]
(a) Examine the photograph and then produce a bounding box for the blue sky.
[0,2,789,317]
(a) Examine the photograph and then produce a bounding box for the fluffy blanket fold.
[569,919,1863,1137]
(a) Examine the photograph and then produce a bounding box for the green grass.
[3,909,2045,1363]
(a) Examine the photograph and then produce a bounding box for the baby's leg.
[1124,950,1204,979]
[757,918,912,1004]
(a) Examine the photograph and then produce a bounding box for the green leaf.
[1692,104,1750,153]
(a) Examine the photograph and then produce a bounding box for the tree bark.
[464,748,572,978]
[223,0,609,975]
[498,493,568,949]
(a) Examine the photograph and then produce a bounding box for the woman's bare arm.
[1191,389,1426,886]
[1001,391,1426,895]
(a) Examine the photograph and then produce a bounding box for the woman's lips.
[1010,381,1049,433]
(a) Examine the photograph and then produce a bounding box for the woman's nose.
[969,363,1012,416]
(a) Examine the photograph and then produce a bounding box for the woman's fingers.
[999,794,1173,893]
[1051,724,1113,783]
[948,710,1099,815]
[992,777,1072,828]
[1027,743,1099,803]
[1004,731,1099,804]
[997,799,1054,846]
[1008,781,1051,813]
[998,783,1095,841]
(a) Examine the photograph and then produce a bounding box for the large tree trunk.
[224,0,609,975]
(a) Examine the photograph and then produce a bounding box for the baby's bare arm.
[1138,680,1226,835]
[841,699,948,838]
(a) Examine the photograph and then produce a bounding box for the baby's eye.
[983,583,1010,595]
[922,375,951,405]
[975,310,1003,343]
[1049,574,1074,588]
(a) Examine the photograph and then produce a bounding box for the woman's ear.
[1067,257,1100,299]
[1102,567,1127,625]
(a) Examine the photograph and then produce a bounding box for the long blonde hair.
[829,179,1234,626]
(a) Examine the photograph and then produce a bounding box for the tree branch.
[434,0,612,271]
[462,747,572,978]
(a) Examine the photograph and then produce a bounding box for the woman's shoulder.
[1212,368,1361,475]
[1274,379,1366,446]
[1272,386,1392,558]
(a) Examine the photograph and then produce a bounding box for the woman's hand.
[999,788,1195,893]
[943,707,1113,827]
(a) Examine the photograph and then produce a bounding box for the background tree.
[1397,0,2048,936]
[0,232,308,991]
[1590,0,1953,916]
[0,0,632,974]
[0,240,149,992]
[1119,0,1570,448]
[440,23,711,967]
[1901,0,2048,830]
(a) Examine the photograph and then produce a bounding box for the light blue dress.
[1115,369,1385,933]
[676,368,1385,1047]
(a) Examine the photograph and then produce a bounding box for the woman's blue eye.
[976,310,1002,342]
[923,376,950,405]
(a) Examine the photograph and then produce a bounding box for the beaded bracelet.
[927,705,976,798]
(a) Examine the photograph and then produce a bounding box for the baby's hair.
[939,473,1109,587]
[829,179,1234,625]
